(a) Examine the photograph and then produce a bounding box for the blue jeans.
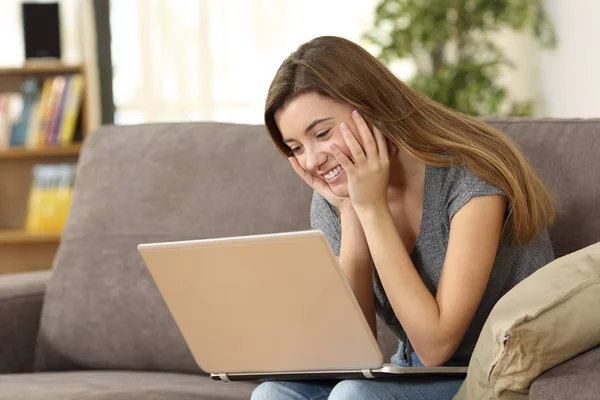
[251,352,464,400]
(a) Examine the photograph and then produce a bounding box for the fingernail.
[340,122,347,131]
[352,110,360,118]
[330,144,336,150]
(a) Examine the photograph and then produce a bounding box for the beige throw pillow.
[454,241,600,400]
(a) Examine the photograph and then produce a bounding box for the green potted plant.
[364,0,557,116]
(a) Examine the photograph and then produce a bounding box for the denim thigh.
[251,377,463,400]
[251,352,465,400]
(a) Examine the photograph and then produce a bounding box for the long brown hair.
[264,36,554,246]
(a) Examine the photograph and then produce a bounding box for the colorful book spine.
[49,76,71,145]
[10,79,40,147]
[0,94,9,149]
[43,76,67,146]
[24,97,41,148]
[59,74,84,145]
[29,78,54,148]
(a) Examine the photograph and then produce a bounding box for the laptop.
[137,230,467,382]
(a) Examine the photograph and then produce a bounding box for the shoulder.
[429,164,505,197]
[310,192,340,231]
[310,192,342,254]
[427,165,507,221]
[310,192,338,223]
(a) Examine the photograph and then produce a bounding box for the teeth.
[324,166,343,180]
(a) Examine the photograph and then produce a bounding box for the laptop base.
[211,364,468,382]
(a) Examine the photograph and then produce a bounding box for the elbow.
[416,342,457,367]
[419,354,450,367]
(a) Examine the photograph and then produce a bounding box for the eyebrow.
[283,117,333,144]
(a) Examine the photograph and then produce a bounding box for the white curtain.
[110,0,377,124]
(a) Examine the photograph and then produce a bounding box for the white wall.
[494,28,542,115]
[494,0,600,118]
[537,0,600,118]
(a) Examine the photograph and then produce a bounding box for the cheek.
[295,155,309,171]
[329,132,353,158]
[347,121,368,149]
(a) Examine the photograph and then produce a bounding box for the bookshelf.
[0,143,81,160]
[0,65,83,75]
[0,230,62,244]
[0,63,89,275]
[0,230,61,274]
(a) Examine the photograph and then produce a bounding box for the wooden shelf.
[0,64,83,76]
[0,63,89,274]
[0,230,61,245]
[0,144,81,160]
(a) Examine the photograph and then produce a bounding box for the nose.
[304,146,327,172]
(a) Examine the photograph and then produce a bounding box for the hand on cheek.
[288,157,353,213]
[329,110,390,213]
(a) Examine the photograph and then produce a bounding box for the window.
[109,0,377,124]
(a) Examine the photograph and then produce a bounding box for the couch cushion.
[34,123,313,373]
[0,371,257,400]
[529,346,600,400]
[483,117,600,258]
[453,241,600,400]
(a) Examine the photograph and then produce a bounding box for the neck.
[387,146,425,199]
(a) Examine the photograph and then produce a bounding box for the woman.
[252,36,555,400]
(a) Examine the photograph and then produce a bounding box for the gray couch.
[0,118,599,399]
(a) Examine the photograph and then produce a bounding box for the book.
[10,79,40,147]
[41,76,66,146]
[0,93,25,149]
[58,74,84,145]
[0,94,10,149]
[28,78,54,148]
[24,97,41,148]
[25,163,76,233]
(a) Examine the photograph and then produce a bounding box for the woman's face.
[275,92,363,197]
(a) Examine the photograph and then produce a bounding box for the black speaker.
[22,2,62,60]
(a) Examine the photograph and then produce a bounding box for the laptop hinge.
[218,373,230,382]
[361,369,375,379]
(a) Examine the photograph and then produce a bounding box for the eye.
[289,145,303,156]
[316,129,331,139]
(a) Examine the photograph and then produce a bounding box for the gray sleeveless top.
[310,164,555,364]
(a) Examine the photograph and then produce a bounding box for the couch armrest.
[0,270,51,373]
[529,346,600,400]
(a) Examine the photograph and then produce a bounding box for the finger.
[329,143,354,171]
[373,126,389,162]
[289,158,336,201]
[352,110,378,159]
[288,157,315,188]
[340,122,366,163]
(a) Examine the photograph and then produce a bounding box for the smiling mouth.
[323,166,343,181]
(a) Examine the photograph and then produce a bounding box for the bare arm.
[357,195,506,366]
[338,209,376,335]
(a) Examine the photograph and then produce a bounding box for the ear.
[369,119,394,155]
[386,137,398,156]
[361,113,376,132]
